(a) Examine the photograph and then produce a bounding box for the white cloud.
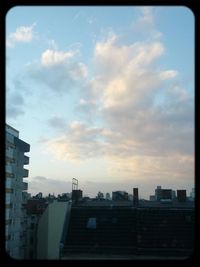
[159,70,178,80]
[28,48,87,93]
[43,120,110,161]
[132,6,162,39]
[7,23,37,47]
[41,49,74,67]
[69,62,88,79]
[40,12,193,186]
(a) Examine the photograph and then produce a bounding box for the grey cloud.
[102,95,194,158]
[6,105,25,119]
[34,176,48,181]
[28,176,72,196]
[6,77,27,119]
[9,92,24,106]
[6,90,25,119]
[28,59,87,95]
[48,115,67,130]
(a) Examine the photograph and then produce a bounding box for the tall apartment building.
[5,124,30,259]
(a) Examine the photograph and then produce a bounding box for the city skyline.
[6,6,194,199]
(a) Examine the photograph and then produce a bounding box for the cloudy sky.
[6,6,194,199]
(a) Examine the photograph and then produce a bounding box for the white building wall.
[37,207,49,259]
[37,200,69,259]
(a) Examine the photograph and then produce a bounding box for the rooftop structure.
[60,200,194,260]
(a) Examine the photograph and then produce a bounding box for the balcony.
[23,169,29,177]
[22,182,28,191]
[6,178,12,188]
[24,156,29,165]
[6,165,13,174]
[6,149,14,159]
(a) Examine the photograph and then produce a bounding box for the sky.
[6,6,194,199]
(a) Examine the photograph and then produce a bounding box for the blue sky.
[6,6,194,198]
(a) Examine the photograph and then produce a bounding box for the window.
[112,217,118,224]
[87,218,97,229]
[30,236,34,244]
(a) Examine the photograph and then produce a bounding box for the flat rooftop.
[72,199,194,209]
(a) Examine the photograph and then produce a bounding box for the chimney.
[133,188,139,206]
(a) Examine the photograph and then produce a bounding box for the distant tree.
[97,191,104,199]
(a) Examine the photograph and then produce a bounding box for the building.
[149,195,156,201]
[24,197,48,259]
[105,193,111,200]
[160,189,172,202]
[155,186,162,201]
[112,191,129,201]
[72,190,82,201]
[190,188,195,200]
[37,200,71,259]
[5,124,30,259]
[60,199,194,259]
[177,190,187,202]
[97,191,104,200]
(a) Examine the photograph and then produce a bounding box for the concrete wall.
[37,207,49,259]
[37,200,69,259]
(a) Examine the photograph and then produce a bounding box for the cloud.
[28,176,71,196]
[41,49,74,67]
[7,23,37,47]
[42,30,194,185]
[48,114,67,130]
[44,121,106,161]
[6,81,25,119]
[28,48,87,93]
[6,105,25,119]
[34,176,48,181]
[132,6,162,39]
[35,9,193,188]
[87,16,97,25]
[159,70,178,80]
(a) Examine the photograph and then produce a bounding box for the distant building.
[128,194,133,201]
[160,189,172,201]
[155,186,162,201]
[172,190,176,200]
[177,190,187,202]
[24,198,48,259]
[133,188,139,206]
[112,191,128,201]
[149,195,156,201]
[155,186,173,202]
[97,191,104,200]
[57,193,71,201]
[72,189,82,201]
[190,188,195,200]
[34,192,43,199]
[105,193,111,200]
[5,124,30,259]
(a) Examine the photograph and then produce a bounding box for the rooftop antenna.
[72,178,78,191]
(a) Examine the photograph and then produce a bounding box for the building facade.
[37,200,70,259]
[5,124,30,259]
